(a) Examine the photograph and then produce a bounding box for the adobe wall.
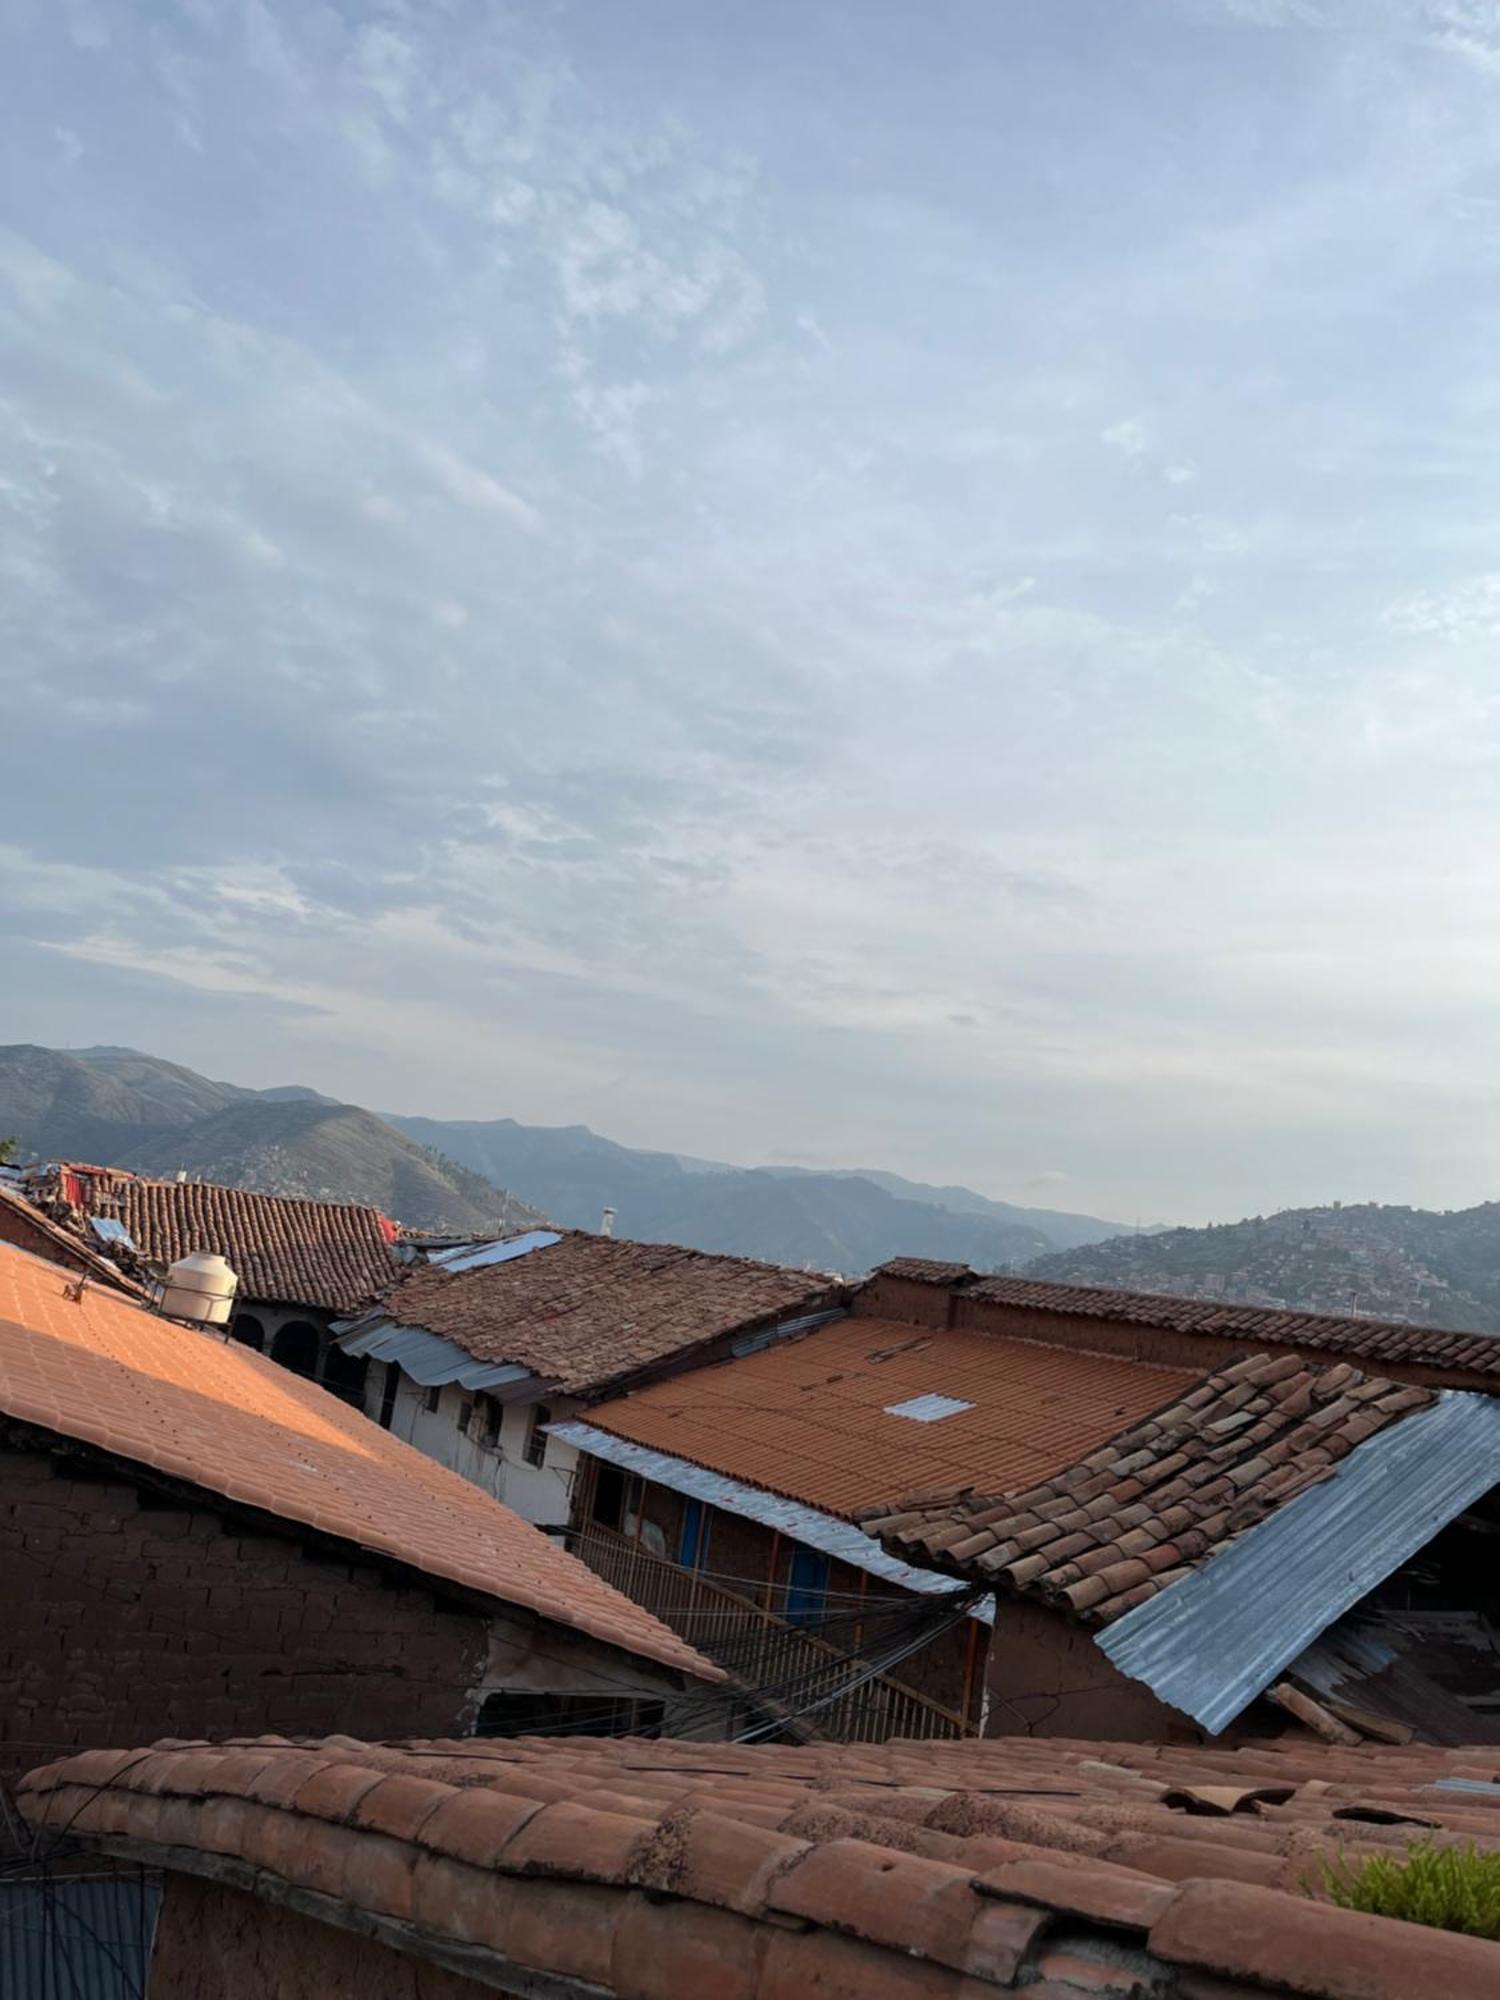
[983,1596,1207,1743]
[851,1273,956,1329]
[0,1204,95,1277]
[0,1437,662,1784]
[149,1875,491,1999]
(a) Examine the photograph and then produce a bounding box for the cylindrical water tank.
[157,1251,238,1327]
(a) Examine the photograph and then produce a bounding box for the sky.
[4,0,1500,1225]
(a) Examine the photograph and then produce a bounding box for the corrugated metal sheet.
[1100,1391,1500,1734]
[428,1229,561,1273]
[87,1216,135,1248]
[551,1418,993,1624]
[730,1307,846,1357]
[336,1319,541,1396]
[0,1874,159,1999]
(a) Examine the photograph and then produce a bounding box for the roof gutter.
[551,1419,993,1625]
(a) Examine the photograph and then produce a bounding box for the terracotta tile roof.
[583,1318,1200,1518]
[38,1164,399,1314]
[878,1255,977,1283]
[375,1230,840,1396]
[0,1237,716,1682]
[874,1262,1500,1380]
[22,1732,1500,1998]
[861,1352,1434,1623]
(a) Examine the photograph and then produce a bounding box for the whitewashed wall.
[364,1363,581,1528]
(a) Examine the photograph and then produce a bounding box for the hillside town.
[6,1159,1500,1995]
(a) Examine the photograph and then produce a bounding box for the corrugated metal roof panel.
[428,1230,561,1273]
[1100,1391,1500,1733]
[0,1873,159,1999]
[336,1319,540,1394]
[87,1216,135,1249]
[551,1418,992,1624]
[730,1306,845,1356]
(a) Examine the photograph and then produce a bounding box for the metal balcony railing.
[571,1522,977,1743]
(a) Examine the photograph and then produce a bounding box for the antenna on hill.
[599,1206,616,1238]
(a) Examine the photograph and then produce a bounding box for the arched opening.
[320,1342,369,1407]
[270,1319,321,1380]
[230,1312,265,1352]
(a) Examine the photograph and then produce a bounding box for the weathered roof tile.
[20,1733,1500,1997]
[861,1356,1435,1624]
[369,1229,840,1395]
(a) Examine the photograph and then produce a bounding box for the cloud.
[6,0,1500,1223]
[1101,418,1149,457]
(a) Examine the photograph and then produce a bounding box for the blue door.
[678,1497,710,1570]
[785,1547,830,1627]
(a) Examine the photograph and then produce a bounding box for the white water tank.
[157,1251,239,1327]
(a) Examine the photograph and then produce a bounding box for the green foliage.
[1316,1839,1500,1939]
[0,1136,18,1165]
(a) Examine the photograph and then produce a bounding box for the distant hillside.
[0,1043,245,1161]
[388,1115,1056,1272]
[0,1045,541,1237]
[0,1041,1131,1272]
[772,1165,1135,1252]
[1024,1202,1500,1334]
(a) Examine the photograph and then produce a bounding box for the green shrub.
[1315,1840,1500,1939]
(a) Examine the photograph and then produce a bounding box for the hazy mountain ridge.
[1024,1201,1500,1334]
[0,1046,541,1236]
[386,1114,1114,1271]
[1,1041,1136,1272]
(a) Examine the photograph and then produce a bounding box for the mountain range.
[6,1045,1498,1322]
[380,1115,1139,1269]
[0,1045,541,1236]
[1028,1202,1500,1333]
[0,1043,1132,1269]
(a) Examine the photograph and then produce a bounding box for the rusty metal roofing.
[23,1733,1500,1998]
[862,1353,1433,1622]
[550,1417,993,1616]
[582,1317,1200,1518]
[0,1237,718,1682]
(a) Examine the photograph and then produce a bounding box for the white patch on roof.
[884,1393,974,1422]
[88,1216,135,1249]
[428,1229,561,1273]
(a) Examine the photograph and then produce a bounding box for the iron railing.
[571,1523,976,1742]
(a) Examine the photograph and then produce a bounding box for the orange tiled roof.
[21,1731,1500,1997]
[379,1230,840,1395]
[861,1351,1434,1624]
[582,1316,1200,1517]
[875,1261,1500,1380]
[0,1238,716,1682]
[42,1164,399,1314]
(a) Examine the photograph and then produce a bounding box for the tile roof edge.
[966,1272,1493,1349]
[0,1193,149,1298]
[23,1743,1500,2000]
[553,1418,989,1614]
[1,1404,716,1685]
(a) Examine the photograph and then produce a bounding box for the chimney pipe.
[600,1206,616,1238]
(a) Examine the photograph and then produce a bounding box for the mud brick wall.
[0,1439,490,1782]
